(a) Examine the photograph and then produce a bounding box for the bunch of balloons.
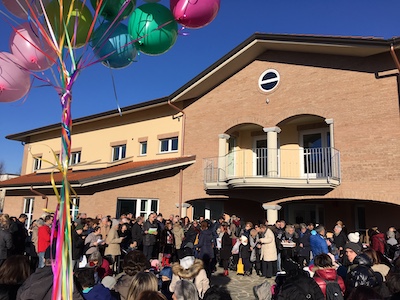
[0,0,221,103]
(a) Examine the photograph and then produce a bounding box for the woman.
[87,251,113,281]
[249,228,261,276]
[172,280,199,300]
[363,248,390,281]
[0,214,12,267]
[118,223,132,253]
[182,217,191,234]
[259,224,277,278]
[195,221,214,278]
[219,223,232,276]
[126,272,158,300]
[161,221,175,266]
[84,226,104,259]
[105,219,125,273]
[0,255,30,300]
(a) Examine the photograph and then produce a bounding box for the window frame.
[112,144,127,161]
[69,151,81,165]
[159,137,178,153]
[33,157,42,171]
[23,197,34,230]
[139,141,147,156]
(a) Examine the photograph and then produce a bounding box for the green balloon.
[46,0,93,48]
[128,3,178,56]
[90,0,136,21]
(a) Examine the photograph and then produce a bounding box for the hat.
[179,256,195,270]
[112,219,119,228]
[348,232,360,243]
[75,224,84,231]
[241,235,248,246]
[345,242,362,254]
[101,276,116,290]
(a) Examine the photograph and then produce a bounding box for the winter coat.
[345,253,381,296]
[169,259,210,298]
[130,222,143,247]
[82,283,115,300]
[37,225,51,253]
[114,273,134,300]
[276,271,324,300]
[297,231,311,257]
[371,233,386,255]
[184,225,200,246]
[313,267,346,297]
[239,243,251,259]
[72,230,85,260]
[10,220,27,255]
[310,233,329,257]
[142,220,158,246]
[84,232,101,256]
[249,234,260,262]
[259,228,277,262]
[196,229,214,260]
[160,228,175,254]
[220,232,232,260]
[105,227,122,257]
[172,223,184,250]
[0,228,12,260]
[333,231,348,251]
[16,266,84,300]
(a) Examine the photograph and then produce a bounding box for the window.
[33,157,42,171]
[69,151,81,165]
[140,141,147,156]
[70,197,80,221]
[160,137,178,153]
[116,198,159,219]
[23,198,34,229]
[258,69,280,93]
[112,144,126,161]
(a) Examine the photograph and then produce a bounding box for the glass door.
[226,137,236,177]
[300,129,330,178]
[253,137,267,176]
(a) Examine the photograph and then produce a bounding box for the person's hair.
[285,224,295,232]
[259,224,267,230]
[0,214,10,229]
[386,272,400,294]
[245,222,253,228]
[36,218,44,226]
[315,225,325,234]
[173,279,199,300]
[0,255,30,284]
[19,213,28,219]
[136,291,167,300]
[347,285,383,300]
[44,215,52,222]
[74,268,95,289]
[200,221,209,230]
[363,248,380,265]
[203,285,232,300]
[123,250,149,276]
[299,223,307,229]
[93,225,101,232]
[127,272,158,300]
[88,251,103,265]
[313,253,333,268]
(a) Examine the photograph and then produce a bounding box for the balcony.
[203,147,340,190]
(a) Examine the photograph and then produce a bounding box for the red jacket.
[37,225,51,253]
[371,233,386,255]
[313,268,346,297]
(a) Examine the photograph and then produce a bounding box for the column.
[262,204,282,224]
[263,126,281,177]
[325,118,334,148]
[217,134,230,181]
[181,203,191,217]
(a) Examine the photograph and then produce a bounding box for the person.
[9,213,28,255]
[105,219,125,272]
[239,235,252,276]
[170,247,210,299]
[362,248,390,281]
[386,272,400,299]
[195,221,214,278]
[160,220,175,266]
[203,286,232,300]
[74,267,115,300]
[297,223,311,267]
[249,228,262,276]
[347,285,383,300]
[171,280,199,300]
[310,225,330,258]
[259,224,277,278]
[37,215,53,268]
[136,291,167,300]
[99,217,110,242]
[311,253,345,298]
[114,250,149,300]
[118,222,132,253]
[88,251,113,281]
[280,224,298,263]
[0,255,30,300]
[368,227,386,256]
[130,216,144,251]
[84,226,105,259]
[0,215,12,267]
[219,223,232,276]
[126,271,158,300]
[333,225,348,261]
[72,224,85,271]
[143,213,158,261]
[172,218,185,260]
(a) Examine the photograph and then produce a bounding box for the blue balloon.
[91,22,137,69]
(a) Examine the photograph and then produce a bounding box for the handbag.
[237,257,244,275]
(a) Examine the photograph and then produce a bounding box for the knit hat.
[345,242,362,254]
[348,232,360,243]
[75,224,84,231]
[241,235,248,246]
[101,276,116,289]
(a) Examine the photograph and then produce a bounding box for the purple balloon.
[2,0,50,19]
[170,0,220,29]
[0,52,31,103]
[10,23,57,71]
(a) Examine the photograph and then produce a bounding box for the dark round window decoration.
[258,69,280,92]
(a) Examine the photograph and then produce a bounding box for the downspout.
[168,99,186,217]
[30,186,49,209]
[390,43,400,71]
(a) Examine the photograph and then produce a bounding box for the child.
[239,235,252,276]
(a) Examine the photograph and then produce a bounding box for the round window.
[258,69,280,93]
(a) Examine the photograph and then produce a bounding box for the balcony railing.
[203,147,340,187]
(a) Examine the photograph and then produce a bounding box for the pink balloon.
[10,23,57,71]
[0,52,31,103]
[170,0,220,29]
[2,0,50,19]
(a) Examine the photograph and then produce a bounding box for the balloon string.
[107,62,122,116]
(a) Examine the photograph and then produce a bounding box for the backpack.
[324,278,344,300]
[253,280,272,300]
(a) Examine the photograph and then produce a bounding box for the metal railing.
[203,147,340,184]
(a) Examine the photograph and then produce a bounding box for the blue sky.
[1,0,400,174]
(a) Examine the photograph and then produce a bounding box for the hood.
[353,253,373,267]
[171,259,204,279]
[314,268,338,281]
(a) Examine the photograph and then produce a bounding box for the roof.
[7,33,400,142]
[0,155,196,190]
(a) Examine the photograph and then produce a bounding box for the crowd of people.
[0,211,400,300]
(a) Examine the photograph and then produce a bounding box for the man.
[333,225,348,260]
[72,224,85,271]
[130,216,144,251]
[142,213,158,261]
[297,223,311,267]
[9,213,28,255]
[105,219,125,272]
[310,225,330,257]
[37,215,53,268]
[259,224,277,278]
[0,221,12,266]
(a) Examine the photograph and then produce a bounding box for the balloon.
[143,0,161,2]
[10,23,58,71]
[0,52,31,103]
[170,0,220,28]
[128,3,178,56]
[90,0,136,21]
[45,0,94,48]
[91,22,137,69]
[2,0,50,19]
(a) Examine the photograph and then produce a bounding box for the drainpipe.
[390,43,400,71]
[30,186,48,209]
[168,99,186,217]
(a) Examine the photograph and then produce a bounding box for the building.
[1,33,400,233]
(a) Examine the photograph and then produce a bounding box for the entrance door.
[226,137,236,177]
[300,129,330,178]
[253,137,267,176]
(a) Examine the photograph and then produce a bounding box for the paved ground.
[210,266,275,300]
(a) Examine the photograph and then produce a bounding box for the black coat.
[297,231,311,257]
[0,229,12,260]
[72,231,84,260]
[219,232,232,260]
[131,222,143,246]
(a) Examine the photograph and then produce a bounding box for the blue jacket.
[83,284,115,300]
[309,233,328,257]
